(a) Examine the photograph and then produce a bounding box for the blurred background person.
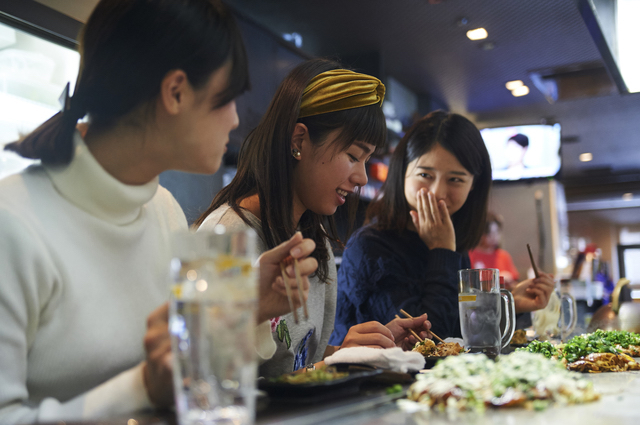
[469,212,519,289]
[470,212,555,329]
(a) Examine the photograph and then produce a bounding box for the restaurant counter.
[41,371,640,425]
[260,370,640,424]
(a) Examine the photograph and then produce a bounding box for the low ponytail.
[5,0,249,167]
[4,85,87,165]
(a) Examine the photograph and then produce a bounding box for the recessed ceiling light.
[511,85,529,97]
[622,193,633,201]
[505,80,524,90]
[579,153,593,162]
[466,28,488,40]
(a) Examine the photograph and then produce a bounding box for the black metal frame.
[0,0,81,49]
[577,0,629,94]
[617,244,640,279]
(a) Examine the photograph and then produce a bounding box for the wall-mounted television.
[480,123,561,181]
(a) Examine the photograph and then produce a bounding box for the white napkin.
[324,347,425,373]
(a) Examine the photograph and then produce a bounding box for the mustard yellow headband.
[298,69,385,118]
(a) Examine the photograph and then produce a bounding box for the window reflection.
[0,21,79,180]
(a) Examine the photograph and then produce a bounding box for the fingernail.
[291,247,301,257]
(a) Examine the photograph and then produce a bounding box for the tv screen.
[480,123,561,181]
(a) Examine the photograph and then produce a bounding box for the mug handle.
[559,293,577,341]
[500,289,515,349]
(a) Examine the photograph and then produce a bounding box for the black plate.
[258,369,383,403]
[423,356,447,369]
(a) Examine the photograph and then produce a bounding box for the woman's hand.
[410,189,456,251]
[340,322,397,349]
[385,314,431,350]
[142,303,174,408]
[256,232,316,324]
[512,272,555,313]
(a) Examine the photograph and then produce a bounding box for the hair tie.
[58,82,72,115]
[58,82,85,123]
[299,69,385,118]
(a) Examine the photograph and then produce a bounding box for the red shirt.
[468,248,520,282]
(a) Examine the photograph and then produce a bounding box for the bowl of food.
[412,338,465,368]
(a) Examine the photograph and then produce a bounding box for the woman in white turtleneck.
[0,1,314,423]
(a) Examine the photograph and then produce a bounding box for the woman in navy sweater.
[331,111,492,343]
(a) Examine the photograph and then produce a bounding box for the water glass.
[169,226,258,425]
[532,289,577,342]
[458,268,515,358]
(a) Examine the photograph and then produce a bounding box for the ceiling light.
[511,85,529,97]
[579,152,593,162]
[466,28,488,40]
[622,193,633,201]
[505,80,524,90]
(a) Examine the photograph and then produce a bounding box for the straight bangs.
[300,103,387,154]
[438,122,484,178]
[211,25,250,108]
[335,103,387,152]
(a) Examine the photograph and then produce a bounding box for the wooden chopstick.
[293,258,309,320]
[526,243,540,278]
[395,314,423,342]
[399,309,445,344]
[279,262,299,324]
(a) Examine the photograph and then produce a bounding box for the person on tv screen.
[502,133,529,180]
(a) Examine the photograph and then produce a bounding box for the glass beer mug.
[458,268,515,358]
[532,287,577,342]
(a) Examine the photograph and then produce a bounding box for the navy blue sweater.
[330,225,468,345]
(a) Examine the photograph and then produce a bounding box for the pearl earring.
[292,148,301,159]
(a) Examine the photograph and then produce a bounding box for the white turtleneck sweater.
[0,133,188,423]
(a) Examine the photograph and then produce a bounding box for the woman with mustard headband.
[195,58,431,377]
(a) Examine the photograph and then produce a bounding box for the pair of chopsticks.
[526,244,540,278]
[279,256,308,324]
[397,309,445,344]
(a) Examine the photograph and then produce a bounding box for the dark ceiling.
[226,0,640,214]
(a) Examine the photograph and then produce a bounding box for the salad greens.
[561,329,640,363]
[516,340,557,359]
[517,330,640,363]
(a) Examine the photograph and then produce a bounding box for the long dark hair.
[195,58,387,282]
[367,110,491,252]
[5,0,249,165]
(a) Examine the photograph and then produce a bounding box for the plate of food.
[509,329,530,347]
[258,365,383,403]
[402,351,599,412]
[518,329,640,373]
[412,338,465,368]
